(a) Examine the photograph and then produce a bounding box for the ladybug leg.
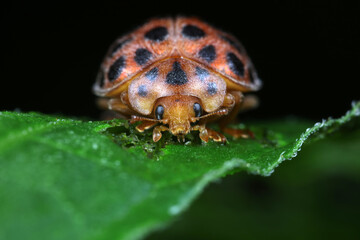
[222,127,254,139]
[135,120,158,133]
[219,91,258,139]
[191,125,226,143]
[120,91,131,106]
[191,124,208,142]
[96,97,136,120]
[207,128,227,142]
[96,98,111,110]
[153,125,169,142]
[106,98,137,117]
[219,91,243,124]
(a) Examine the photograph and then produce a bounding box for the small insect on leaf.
[93,17,262,143]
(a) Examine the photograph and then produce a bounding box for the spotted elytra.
[93,16,262,143]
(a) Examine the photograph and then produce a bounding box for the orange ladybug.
[93,17,262,143]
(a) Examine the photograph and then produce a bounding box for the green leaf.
[0,102,359,240]
[147,121,360,240]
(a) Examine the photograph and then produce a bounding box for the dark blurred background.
[2,1,359,121]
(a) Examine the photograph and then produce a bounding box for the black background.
[2,1,359,121]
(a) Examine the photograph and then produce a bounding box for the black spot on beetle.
[108,56,125,82]
[227,52,245,77]
[138,85,148,97]
[220,35,244,53]
[134,48,152,66]
[145,26,168,41]
[166,62,188,85]
[195,67,209,81]
[207,82,217,95]
[110,38,132,56]
[182,24,205,39]
[198,45,216,63]
[145,67,158,81]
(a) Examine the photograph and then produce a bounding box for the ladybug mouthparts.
[154,95,197,137]
[169,121,191,136]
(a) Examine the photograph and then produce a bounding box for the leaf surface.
[0,102,359,240]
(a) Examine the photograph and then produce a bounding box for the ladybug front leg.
[130,115,159,136]
[102,97,137,117]
[191,124,208,142]
[153,125,169,142]
[206,128,227,142]
[219,91,258,139]
[191,125,226,143]
[135,120,158,133]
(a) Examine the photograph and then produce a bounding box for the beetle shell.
[128,58,227,115]
[93,17,261,101]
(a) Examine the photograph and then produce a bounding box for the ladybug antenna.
[193,108,229,121]
[130,115,161,124]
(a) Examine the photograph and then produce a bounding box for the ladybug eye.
[193,103,202,118]
[155,105,164,120]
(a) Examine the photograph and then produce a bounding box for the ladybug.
[93,17,262,143]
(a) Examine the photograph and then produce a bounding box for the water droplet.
[185,141,192,145]
[169,205,181,215]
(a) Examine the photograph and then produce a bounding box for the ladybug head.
[153,95,202,137]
